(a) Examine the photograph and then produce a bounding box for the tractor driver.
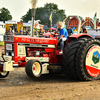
[56,21,69,54]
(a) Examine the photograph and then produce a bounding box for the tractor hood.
[4,35,58,45]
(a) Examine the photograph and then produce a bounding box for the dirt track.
[0,46,100,100]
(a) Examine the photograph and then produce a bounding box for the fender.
[67,34,93,43]
[42,32,53,37]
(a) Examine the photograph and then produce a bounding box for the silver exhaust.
[31,8,36,37]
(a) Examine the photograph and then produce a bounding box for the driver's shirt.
[58,28,68,38]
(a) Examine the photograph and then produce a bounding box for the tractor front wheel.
[25,60,42,78]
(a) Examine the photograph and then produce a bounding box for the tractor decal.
[21,38,49,43]
[86,46,100,77]
[92,51,100,64]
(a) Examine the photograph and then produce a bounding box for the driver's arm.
[53,29,59,35]
[54,29,59,33]
[56,29,58,32]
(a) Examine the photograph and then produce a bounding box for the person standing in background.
[8,28,12,35]
[12,28,15,35]
[83,28,88,34]
[39,29,45,35]
[23,28,26,35]
[15,28,18,35]
[20,28,23,35]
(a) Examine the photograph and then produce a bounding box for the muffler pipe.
[31,8,36,37]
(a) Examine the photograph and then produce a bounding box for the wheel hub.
[32,62,41,76]
[33,66,36,70]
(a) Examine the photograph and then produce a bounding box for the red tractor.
[0,16,100,81]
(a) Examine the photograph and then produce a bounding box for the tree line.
[0,3,67,25]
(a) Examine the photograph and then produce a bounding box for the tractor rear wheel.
[0,71,9,78]
[62,37,92,80]
[25,60,42,78]
[76,39,100,81]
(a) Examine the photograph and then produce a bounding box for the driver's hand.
[56,29,58,32]
[51,32,54,35]
[53,31,56,34]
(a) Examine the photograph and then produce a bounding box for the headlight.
[6,44,12,50]
[4,35,14,42]
[6,52,9,56]
[12,52,14,56]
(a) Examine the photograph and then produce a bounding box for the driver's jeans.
[58,36,67,51]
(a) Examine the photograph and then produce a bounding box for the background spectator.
[20,28,23,35]
[12,28,15,35]
[15,28,18,35]
[8,28,12,35]
[39,29,45,35]
[83,28,87,33]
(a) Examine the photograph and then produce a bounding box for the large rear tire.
[76,39,100,81]
[62,38,92,80]
[25,60,42,78]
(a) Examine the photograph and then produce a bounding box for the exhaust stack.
[30,0,37,37]
[31,8,36,37]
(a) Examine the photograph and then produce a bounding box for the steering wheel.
[51,32,59,37]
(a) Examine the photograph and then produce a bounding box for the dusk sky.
[0,0,99,21]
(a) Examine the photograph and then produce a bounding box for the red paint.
[68,17,79,28]
[69,34,93,39]
[14,43,18,57]
[18,62,27,67]
[33,67,35,70]
[43,32,53,37]
[86,65,100,77]
[12,56,25,62]
[17,22,23,24]
[43,54,49,57]
[14,36,57,44]
[45,48,54,52]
